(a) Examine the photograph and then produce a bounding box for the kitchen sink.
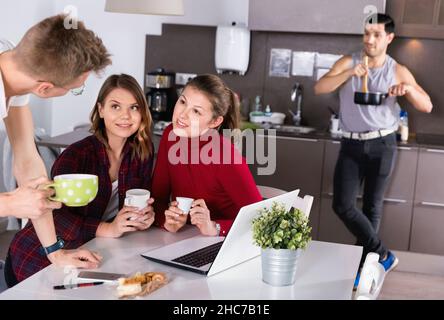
[272,125,316,134]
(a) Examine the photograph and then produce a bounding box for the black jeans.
[332,133,397,266]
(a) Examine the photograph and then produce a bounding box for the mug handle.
[124,197,132,206]
[43,183,62,202]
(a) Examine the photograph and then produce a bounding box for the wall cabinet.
[248,0,386,34]
[387,0,444,39]
[410,147,444,255]
[317,141,417,252]
[248,135,324,239]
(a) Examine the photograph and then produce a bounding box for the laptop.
[141,189,300,276]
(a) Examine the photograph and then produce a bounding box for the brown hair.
[14,14,111,87]
[185,74,240,131]
[90,74,153,161]
[365,13,395,34]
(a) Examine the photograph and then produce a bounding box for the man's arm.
[390,64,433,113]
[4,106,101,268]
[0,176,59,218]
[314,56,363,95]
[4,106,58,247]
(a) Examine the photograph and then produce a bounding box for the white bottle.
[399,110,409,142]
[253,95,263,114]
[264,104,272,116]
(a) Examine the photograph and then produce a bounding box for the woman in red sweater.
[152,74,262,237]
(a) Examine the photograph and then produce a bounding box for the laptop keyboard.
[172,241,224,268]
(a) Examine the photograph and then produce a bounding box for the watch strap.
[40,237,65,256]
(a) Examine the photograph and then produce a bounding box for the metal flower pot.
[261,248,302,286]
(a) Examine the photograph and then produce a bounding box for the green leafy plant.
[252,202,312,250]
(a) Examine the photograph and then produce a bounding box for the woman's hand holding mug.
[164,201,188,233]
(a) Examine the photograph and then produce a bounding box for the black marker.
[53,281,104,290]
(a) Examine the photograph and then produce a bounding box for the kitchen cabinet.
[411,147,444,255]
[378,200,414,251]
[318,195,413,250]
[318,140,355,245]
[248,0,386,34]
[318,140,417,251]
[387,0,444,39]
[247,134,324,239]
[379,145,418,251]
[318,196,356,245]
[410,205,444,255]
[245,132,444,255]
[384,145,418,200]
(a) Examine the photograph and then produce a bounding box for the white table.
[0,227,362,300]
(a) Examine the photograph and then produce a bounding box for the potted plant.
[252,201,312,286]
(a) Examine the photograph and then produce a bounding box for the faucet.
[290,83,303,126]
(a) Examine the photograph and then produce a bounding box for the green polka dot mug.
[46,174,98,207]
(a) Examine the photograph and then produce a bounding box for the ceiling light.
[105,0,184,16]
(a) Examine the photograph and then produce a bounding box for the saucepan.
[353,55,388,106]
[354,91,388,106]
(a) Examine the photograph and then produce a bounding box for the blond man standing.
[0,14,111,283]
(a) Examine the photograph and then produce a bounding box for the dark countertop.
[263,129,444,150]
[36,127,444,151]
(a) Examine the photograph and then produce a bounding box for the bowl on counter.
[249,112,286,125]
[271,125,316,134]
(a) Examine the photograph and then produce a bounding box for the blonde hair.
[15,14,111,87]
[90,74,153,161]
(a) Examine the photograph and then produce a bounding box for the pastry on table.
[117,272,167,298]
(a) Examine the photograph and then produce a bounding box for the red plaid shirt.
[9,135,154,282]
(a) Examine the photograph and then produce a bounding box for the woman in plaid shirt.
[6,74,155,285]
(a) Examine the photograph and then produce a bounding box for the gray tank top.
[339,52,400,132]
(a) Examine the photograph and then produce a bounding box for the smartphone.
[77,271,126,283]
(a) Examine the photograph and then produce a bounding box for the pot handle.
[362,56,369,93]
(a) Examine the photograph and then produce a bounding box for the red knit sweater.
[152,125,262,236]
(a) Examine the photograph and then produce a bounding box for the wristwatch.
[215,223,221,236]
[40,237,65,256]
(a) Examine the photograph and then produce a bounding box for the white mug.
[176,197,194,214]
[124,189,150,210]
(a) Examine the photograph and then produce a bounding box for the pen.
[53,281,105,290]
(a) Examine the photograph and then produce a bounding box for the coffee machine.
[145,68,177,121]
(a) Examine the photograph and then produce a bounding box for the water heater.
[215,23,250,76]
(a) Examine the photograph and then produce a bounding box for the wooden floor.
[379,271,444,299]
